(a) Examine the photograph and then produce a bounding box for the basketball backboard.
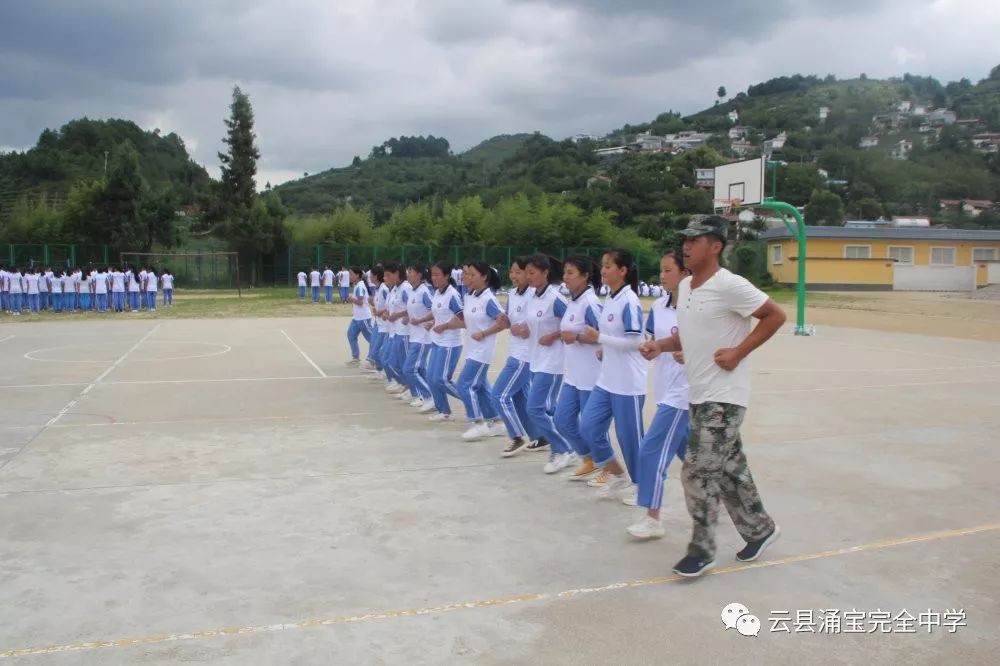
[713,157,765,209]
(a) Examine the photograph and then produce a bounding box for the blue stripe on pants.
[491,357,534,439]
[580,386,646,481]
[368,330,384,367]
[427,343,462,415]
[555,384,606,457]
[347,318,373,359]
[381,336,402,383]
[637,404,689,510]
[389,335,409,386]
[526,371,572,454]
[456,359,498,421]
[404,341,432,399]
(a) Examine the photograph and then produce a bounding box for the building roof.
[759,226,1000,242]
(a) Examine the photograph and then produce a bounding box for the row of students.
[296,266,353,303]
[1,265,173,315]
[349,220,784,578]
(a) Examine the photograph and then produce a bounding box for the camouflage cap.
[679,214,729,240]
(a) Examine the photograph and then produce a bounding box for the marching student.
[127,267,142,311]
[161,269,174,307]
[367,266,389,379]
[628,249,690,539]
[376,265,403,389]
[401,262,435,410]
[346,267,374,366]
[111,265,127,312]
[426,261,464,422]
[523,254,576,468]
[492,257,542,457]
[578,248,647,503]
[446,261,506,441]
[50,267,64,312]
[144,267,158,312]
[338,265,351,303]
[554,256,607,478]
[322,265,335,304]
[297,268,308,301]
[383,262,412,395]
[309,266,321,303]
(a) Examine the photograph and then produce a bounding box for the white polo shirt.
[111,271,126,292]
[430,286,463,347]
[25,273,40,295]
[505,287,533,363]
[145,274,157,292]
[322,269,334,287]
[595,285,646,396]
[646,296,689,410]
[675,268,768,408]
[463,287,502,364]
[406,283,433,343]
[162,274,174,290]
[297,272,307,287]
[9,272,23,294]
[374,284,390,333]
[351,281,372,321]
[338,270,350,287]
[128,272,141,292]
[389,281,412,336]
[560,286,603,390]
[309,270,321,288]
[94,272,108,295]
[527,284,567,375]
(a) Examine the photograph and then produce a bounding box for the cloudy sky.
[2,0,998,187]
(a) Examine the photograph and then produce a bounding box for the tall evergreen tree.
[218,86,259,218]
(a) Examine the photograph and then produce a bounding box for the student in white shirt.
[523,255,575,463]
[25,268,41,313]
[38,267,49,311]
[322,265,335,304]
[628,249,691,540]
[50,268,64,312]
[426,262,465,422]
[8,268,24,315]
[553,256,606,477]
[444,261,506,441]
[450,266,464,297]
[0,267,8,313]
[578,248,647,503]
[399,263,435,410]
[367,266,390,380]
[296,269,307,301]
[309,267,321,304]
[144,267,158,312]
[127,268,141,311]
[382,262,412,396]
[111,267,126,312]
[643,215,785,578]
[161,271,174,306]
[94,267,110,312]
[346,267,374,365]
[338,266,351,303]
[79,269,91,311]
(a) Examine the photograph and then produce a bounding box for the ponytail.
[433,260,457,293]
[563,255,602,291]
[406,261,431,285]
[526,254,563,286]
[604,248,639,294]
[462,259,501,292]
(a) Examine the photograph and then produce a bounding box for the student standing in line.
[401,262,435,410]
[523,255,575,465]
[578,249,647,504]
[383,262,412,395]
[426,261,464,422]
[297,269,308,301]
[161,270,174,307]
[94,266,110,313]
[346,267,374,366]
[492,257,544,457]
[642,215,784,578]
[24,268,41,313]
[37,267,49,311]
[366,266,389,379]
[554,256,606,478]
[376,266,401,390]
[8,268,24,315]
[63,268,75,312]
[79,269,91,312]
[111,266,126,312]
[627,249,691,538]
[309,267,321,304]
[442,261,506,441]
[450,265,464,297]
[338,265,351,303]
[144,267,158,312]
[0,266,8,313]
[50,268,64,312]
[127,267,141,311]
[136,266,147,310]
[322,265,335,304]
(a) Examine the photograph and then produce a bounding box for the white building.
[859,136,879,149]
[728,126,752,140]
[727,110,739,123]
[897,100,912,113]
[891,139,913,160]
[818,106,830,121]
[594,145,629,157]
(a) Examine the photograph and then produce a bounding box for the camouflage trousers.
[682,402,774,560]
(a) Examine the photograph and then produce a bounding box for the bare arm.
[714,299,786,371]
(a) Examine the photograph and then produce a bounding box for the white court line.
[0,334,14,344]
[48,412,377,429]
[0,374,367,390]
[280,329,326,378]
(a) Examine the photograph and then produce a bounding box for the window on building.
[844,245,872,259]
[930,247,956,265]
[887,246,914,264]
[771,244,783,264]
[972,248,998,262]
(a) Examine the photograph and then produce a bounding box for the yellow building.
[759,226,1000,291]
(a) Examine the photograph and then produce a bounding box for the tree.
[805,189,844,226]
[100,140,146,249]
[857,197,884,220]
[717,86,727,99]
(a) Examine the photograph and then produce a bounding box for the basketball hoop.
[715,198,743,221]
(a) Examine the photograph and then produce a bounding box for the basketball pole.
[757,198,811,336]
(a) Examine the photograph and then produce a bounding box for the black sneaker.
[525,437,549,453]
[501,437,528,458]
[736,525,781,562]
[672,555,715,578]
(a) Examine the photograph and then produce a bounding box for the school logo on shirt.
[569,314,575,321]
[607,313,615,322]
[471,307,477,313]
[516,306,522,312]
[536,310,543,317]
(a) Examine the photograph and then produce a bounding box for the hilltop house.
[695,168,715,189]
[859,136,879,149]
[939,199,995,217]
[818,106,830,121]
[928,109,957,125]
[762,131,787,153]
[891,139,913,160]
[727,110,739,123]
[731,139,753,156]
[728,126,752,140]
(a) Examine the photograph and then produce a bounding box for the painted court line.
[1,523,996,659]
[280,329,326,378]
[0,335,14,344]
[48,411,378,429]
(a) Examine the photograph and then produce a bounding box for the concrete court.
[0,316,998,665]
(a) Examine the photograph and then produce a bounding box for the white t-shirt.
[25,274,40,295]
[374,284,390,333]
[646,297,689,410]
[162,274,174,290]
[297,272,307,288]
[38,273,48,292]
[676,268,768,408]
[50,274,63,294]
[596,285,646,396]
[451,268,463,287]
[0,270,6,292]
[94,272,108,295]
[463,288,502,364]
[338,270,350,287]
[111,271,126,292]
[389,282,412,336]
[322,269,334,287]
[128,273,141,292]
[505,287,533,363]
[62,274,74,292]
[527,284,567,375]
[351,281,372,321]
[560,286,603,390]
[309,270,321,288]
[430,286,464,347]
[145,274,157,292]
[406,283,433,343]
[9,273,23,294]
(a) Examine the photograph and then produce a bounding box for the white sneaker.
[362,360,377,371]
[596,473,632,500]
[398,390,413,401]
[626,515,665,540]
[487,420,506,438]
[419,402,437,414]
[543,452,574,474]
[621,485,638,506]
[345,358,360,366]
[409,397,424,408]
[462,422,492,441]
[429,413,453,422]
[390,383,409,395]
[385,381,401,393]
